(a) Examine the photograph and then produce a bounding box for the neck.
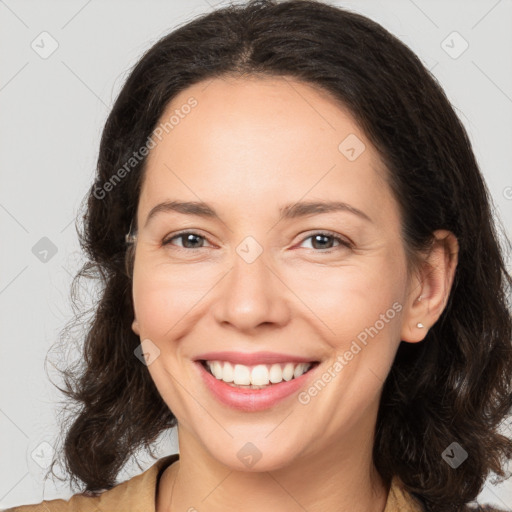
[156,430,389,512]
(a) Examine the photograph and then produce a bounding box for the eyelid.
[162,229,215,248]
[296,230,353,250]
[162,229,353,252]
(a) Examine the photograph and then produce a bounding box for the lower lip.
[195,361,318,412]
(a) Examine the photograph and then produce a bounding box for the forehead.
[137,75,395,226]
[151,74,366,154]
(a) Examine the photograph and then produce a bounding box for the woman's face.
[131,75,417,471]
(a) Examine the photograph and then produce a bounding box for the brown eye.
[299,232,351,252]
[162,231,211,250]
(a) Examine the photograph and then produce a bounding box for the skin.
[130,74,459,512]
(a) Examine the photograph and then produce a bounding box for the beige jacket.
[1,453,468,512]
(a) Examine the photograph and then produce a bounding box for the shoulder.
[2,454,179,512]
[2,494,99,512]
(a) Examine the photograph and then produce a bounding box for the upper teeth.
[205,361,312,386]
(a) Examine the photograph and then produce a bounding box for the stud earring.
[417,322,425,328]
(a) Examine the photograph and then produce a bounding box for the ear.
[132,318,140,336]
[401,229,459,343]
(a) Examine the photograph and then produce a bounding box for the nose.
[210,246,291,333]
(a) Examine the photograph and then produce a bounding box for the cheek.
[285,253,407,350]
[132,275,171,335]
[132,259,179,337]
[132,259,220,339]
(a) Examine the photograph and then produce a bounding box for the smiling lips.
[196,350,317,386]
[204,360,313,387]
[194,351,319,411]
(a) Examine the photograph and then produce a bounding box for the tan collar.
[26,454,424,512]
[384,475,425,511]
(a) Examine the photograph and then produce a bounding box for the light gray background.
[1,0,511,509]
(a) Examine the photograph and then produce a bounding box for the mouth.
[199,359,320,390]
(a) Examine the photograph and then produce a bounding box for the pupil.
[184,234,201,248]
[313,234,331,249]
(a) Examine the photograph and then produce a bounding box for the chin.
[199,434,306,473]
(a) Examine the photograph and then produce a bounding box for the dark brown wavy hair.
[44,1,512,510]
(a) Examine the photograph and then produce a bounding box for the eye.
[298,231,352,252]
[162,230,352,253]
[162,231,212,250]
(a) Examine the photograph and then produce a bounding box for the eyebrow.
[143,199,372,228]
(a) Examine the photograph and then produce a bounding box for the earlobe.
[132,318,140,336]
[400,229,459,344]
[400,293,431,343]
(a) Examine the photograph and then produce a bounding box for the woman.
[6,0,511,511]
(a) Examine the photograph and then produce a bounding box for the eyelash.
[161,230,352,253]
